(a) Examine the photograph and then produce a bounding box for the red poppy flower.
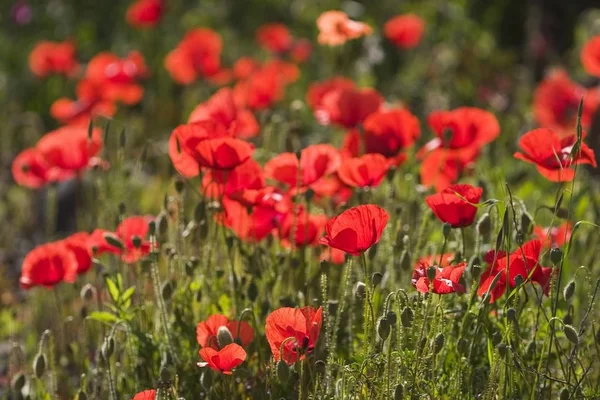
[426,184,482,228]
[317,11,372,46]
[132,389,156,400]
[60,232,92,274]
[192,137,254,171]
[306,77,355,110]
[319,204,389,256]
[290,39,312,63]
[533,69,599,138]
[513,128,597,182]
[188,88,259,139]
[198,343,247,375]
[51,80,116,126]
[384,14,425,49]
[418,147,476,192]
[36,125,103,174]
[88,229,122,256]
[320,247,347,265]
[581,35,600,78]
[337,153,389,188]
[219,196,284,242]
[233,67,286,111]
[279,209,328,248]
[256,23,293,53]
[412,260,466,294]
[20,242,78,289]
[126,0,163,28]
[533,222,572,249]
[95,217,153,263]
[417,253,455,268]
[265,144,341,189]
[309,174,353,207]
[165,29,222,85]
[315,87,383,128]
[29,40,78,78]
[361,108,421,157]
[233,57,261,80]
[265,306,323,364]
[196,314,254,350]
[202,158,264,199]
[12,148,54,188]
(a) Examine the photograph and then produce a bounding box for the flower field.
[3,1,600,399]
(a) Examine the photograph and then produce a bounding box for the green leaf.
[106,278,120,304]
[121,287,136,309]
[88,311,118,325]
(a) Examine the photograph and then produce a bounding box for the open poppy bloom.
[533,69,599,138]
[11,148,61,188]
[581,35,600,78]
[425,184,482,228]
[290,39,312,63]
[51,79,116,126]
[319,204,389,256]
[417,253,455,268]
[361,108,421,158]
[165,28,223,85]
[513,128,597,182]
[192,137,254,171]
[93,216,154,263]
[265,306,323,364]
[198,343,247,375]
[196,314,254,350]
[533,222,572,249]
[232,65,291,111]
[29,40,78,78]
[306,77,355,110]
[169,121,228,177]
[132,389,156,400]
[278,209,328,248]
[411,260,466,294]
[218,195,286,242]
[309,174,353,208]
[337,153,390,188]
[384,14,425,49]
[20,242,78,289]
[188,88,259,139]
[60,232,93,274]
[202,158,265,199]
[315,86,383,128]
[126,0,163,28]
[256,23,293,53]
[317,11,372,46]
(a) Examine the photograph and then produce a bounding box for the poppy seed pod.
[217,326,234,348]
[354,282,366,299]
[477,213,491,236]
[563,280,575,301]
[434,333,445,354]
[276,360,290,383]
[377,317,391,341]
[33,353,46,378]
[563,324,579,345]
[550,247,562,266]
[401,306,414,327]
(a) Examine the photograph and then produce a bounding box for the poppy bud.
[328,300,339,316]
[387,311,397,326]
[427,266,437,281]
[315,360,326,374]
[497,343,507,357]
[148,220,157,236]
[118,202,126,216]
[418,337,427,353]
[563,314,573,326]
[80,284,95,302]
[491,331,502,346]
[225,235,234,249]
[506,308,517,323]
[556,208,569,219]
[442,223,452,238]
[595,327,600,344]
[161,280,174,302]
[217,326,234,348]
[103,233,124,250]
[77,390,88,400]
[563,280,575,302]
[470,263,482,280]
[377,317,391,341]
[102,337,115,360]
[11,373,25,392]
[158,215,168,237]
[195,290,202,303]
[393,384,403,400]
[514,274,524,287]
[401,306,414,328]
[550,247,562,266]
[354,282,366,299]
[400,251,411,271]
[33,353,46,378]
[372,272,383,288]
[434,333,445,354]
[174,178,185,193]
[247,281,259,302]
[559,388,570,400]
[132,235,142,249]
[520,211,533,234]
[477,213,491,236]
[194,201,206,223]
[563,324,579,345]
[200,370,212,390]
[276,360,290,383]
[457,338,468,355]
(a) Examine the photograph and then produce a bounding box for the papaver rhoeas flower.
[411,260,466,294]
[384,14,425,49]
[310,174,353,208]
[533,222,572,249]
[306,77,355,110]
[20,243,78,289]
[533,69,599,138]
[126,0,163,28]
[198,343,247,375]
[426,184,482,228]
[84,51,149,105]
[196,314,254,350]
[279,210,328,248]
[418,253,455,268]
[169,121,228,177]
[256,23,293,53]
[165,28,222,85]
[11,148,59,188]
[94,216,154,263]
[581,35,600,78]
[219,195,286,242]
[320,247,347,265]
[319,204,389,256]
[513,128,597,182]
[317,11,372,46]
[51,81,117,126]
[232,62,297,110]
[233,57,261,80]
[265,306,323,364]
[418,148,475,192]
[290,39,312,63]
[192,137,254,171]
[188,88,259,139]
[132,389,156,400]
[337,153,390,188]
[60,232,93,274]
[29,40,78,78]
[315,86,383,128]
[265,144,341,189]
[202,158,264,199]
[361,108,421,158]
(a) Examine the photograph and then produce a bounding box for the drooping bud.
[377,317,391,341]
[160,366,172,382]
[457,338,468,355]
[491,331,502,347]
[354,282,366,299]
[33,353,46,378]
[563,314,573,325]
[148,220,157,236]
[400,251,411,271]
[550,247,563,266]
[563,324,579,345]
[217,326,234,348]
[372,272,383,288]
[174,178,185,194]
[247,281,259,302]
[276,360,290,383]
[434,333,445,354]
[400,306,414,328]
[477,213,491,236]
[520,211,533,234]
[506,308,517,323]
[200,370,212,390]
[387,311,397,327]
[497,343,507,357]
[559,388,570,400]
[563,280,575,302]
[80,283,96,302]
[102,337,115,360]
[77,390,88,400]
[394,383,403,400]
[161,280,174,302]
[11,373,25,392]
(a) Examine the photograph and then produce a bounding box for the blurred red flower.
[319,204,389,256]
[233,57,261,80]
[309,174,353,207]
[384,14,425,49]
[513,128,596,182]
[320,247,347,265]
[360,108,421,158]
[126,0,163,28]
[188,88,259,139]
[533,222,572,249]
[279,209,328,248]
[417,253,455,268]
[306,77,355,110]
[337,153,389,188]
[426,184,482,228]
[202,158,265,199]
[192,137,254,171]
[412,260,466,294]
[132,389,156,400]
[60,232,93,274]
[256,23,293,53]
[165,28,223,85]
[290,39,312,63]
[20,243,78,289]
[93,216,154,263]
[265,306,323,364]
[315,86,383,128]
[51,80,117,126]
[198,343,247,375]
[317,11,372,46]
[196,314,254,350]
[219,195,286,242]
[12,148,55,188]
[581,35,600,78]
[29,40,78,78]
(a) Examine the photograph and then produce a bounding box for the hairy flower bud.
[401,306,414,328]
[434,333,445,354]
[217,326,234,348]
[563,324,579,345]
[354,282,366,299]
[33,353,46,378]
[276,360,290,383]
[377,317,391,341]
[563,280,575,302]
